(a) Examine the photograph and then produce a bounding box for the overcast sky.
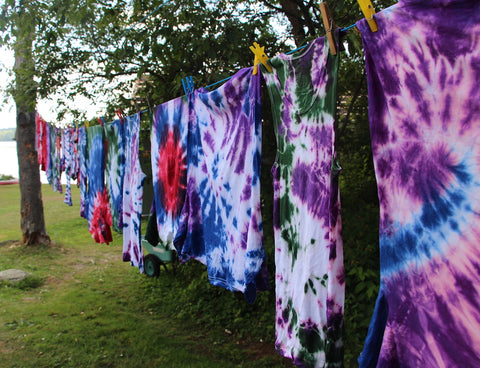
[0,47,15,129]
[0,46,107,130]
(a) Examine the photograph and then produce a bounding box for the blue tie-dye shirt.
[175,67,267,303]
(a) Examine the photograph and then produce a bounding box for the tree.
[10,0,50,245]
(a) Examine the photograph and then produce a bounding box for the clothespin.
[319,2,337,55]
[85,120,89,130]
[250,42,272,75]
[187,76,194,93]
[357,0,378,32]
[116,109,125,124]
[97,117,104,126]
[182,76,195,96]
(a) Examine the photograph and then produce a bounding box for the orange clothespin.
[357,0,378,32]
[250,42,272,75]
[319,2,337,55]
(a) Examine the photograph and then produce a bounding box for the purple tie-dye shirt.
[358,1,480,367]
[175,67,267,303]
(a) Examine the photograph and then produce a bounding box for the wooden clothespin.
[319,2,337,55]
[116,109,125,124]
[250,42,272,75]
[357,0,378,32]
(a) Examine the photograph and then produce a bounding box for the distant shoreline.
[0,128,16,142]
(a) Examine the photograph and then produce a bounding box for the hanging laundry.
[45,123,53,185]
[104,119,126,233]
[47,125,63,193]
[122,113,146,272]
[175,67,267,303]
[78,127,88,219]
[357,1,480,367]
[62,127,77,206]
[151,95,189,247]
[35,113,48,171]
[86,125,112,244]
[262,35,344,368]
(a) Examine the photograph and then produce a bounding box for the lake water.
[0,141,55,184]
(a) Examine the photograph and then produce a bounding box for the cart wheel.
[144,254,161,277]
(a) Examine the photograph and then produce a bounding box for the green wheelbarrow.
[142,238,175,277]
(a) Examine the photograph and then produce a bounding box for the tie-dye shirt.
[122,113,146,272]
[62,127,76,206]
[357,2,480,367]
[86,125,112,244]
[46,126,63,193]
[262,35,344,368]
[45,123,53,187]
[35,113,48,171]
[78,127,88,219]
[175,67,266,303]
[151,96,188,247]
[104,119,125,233]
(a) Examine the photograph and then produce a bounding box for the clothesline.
[204,22,357,91]
[79,18,359,127]
[116,0,360,107]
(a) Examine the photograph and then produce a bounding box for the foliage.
[0,174,15,180]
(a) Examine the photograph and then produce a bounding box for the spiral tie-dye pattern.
[174,67,267,303]
[357,1,480,367]
[151,96,189,247]
[86,125,112,244]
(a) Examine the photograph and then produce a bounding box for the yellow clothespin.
[357,0,378,32]
[85,120,89,130]
[250,42,272,75]
[319,2,337,55]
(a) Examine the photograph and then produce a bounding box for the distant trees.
[0,128,15,141]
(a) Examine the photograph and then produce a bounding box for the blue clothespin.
[181,78,188,95]
[182,76,195,96]
[187,76,195,93]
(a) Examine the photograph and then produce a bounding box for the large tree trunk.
[13,0,50,245]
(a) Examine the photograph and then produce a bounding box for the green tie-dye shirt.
[262,34,345,368]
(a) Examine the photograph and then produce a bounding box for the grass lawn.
[0,184,292,367]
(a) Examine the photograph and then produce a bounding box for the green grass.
[0,184,292,368]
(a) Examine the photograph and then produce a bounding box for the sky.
[0,47,15,129]
[0,47,60,129]
[0,46,108,130]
